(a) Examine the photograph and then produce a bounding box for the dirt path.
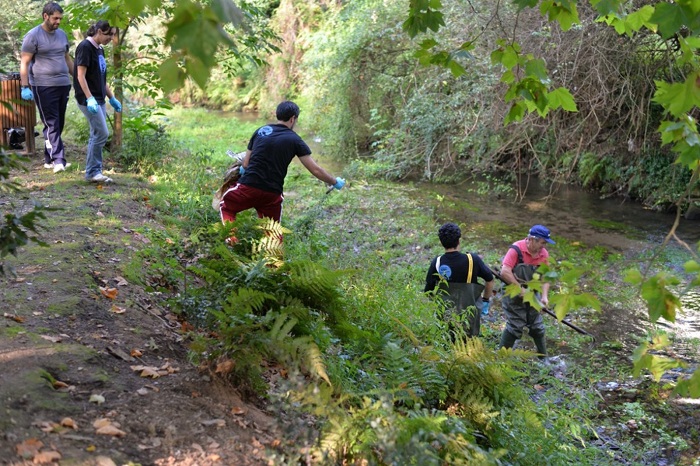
[1,158,277,465]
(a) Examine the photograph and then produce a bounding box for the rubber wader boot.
[499,330,518,349]
[532,333,547,359]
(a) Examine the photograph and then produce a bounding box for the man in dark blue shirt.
[219,101,345,225]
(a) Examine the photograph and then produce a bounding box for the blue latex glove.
[109,96,122,112]
[238,166,245,176]
[481,299,490,316]
[86,96,99,114]
[21,87,34,101]
[333,177,346,190]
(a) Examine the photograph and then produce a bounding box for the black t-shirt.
[424,251,494,293]
[73,38,107,105]
[239,124,312,194]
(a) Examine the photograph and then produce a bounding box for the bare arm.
[501,264,526,297]
[298,155,336,185]
[242,149,251,169]
[20,52,33,86]
[76,65,91,98]
[65,53,74,77]
[483,279,494,301]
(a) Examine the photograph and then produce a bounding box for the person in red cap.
[498,224,554,358]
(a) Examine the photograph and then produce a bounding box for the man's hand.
[333,177,346,190]
[86,96,99,114]
[21,87,34,101]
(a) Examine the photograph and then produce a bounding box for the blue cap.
[529,225,555,244]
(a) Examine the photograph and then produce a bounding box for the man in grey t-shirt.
[20,2,74,173]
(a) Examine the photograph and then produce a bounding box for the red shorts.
[219,183,284,224]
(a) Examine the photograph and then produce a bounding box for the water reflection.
[421,179,700,252]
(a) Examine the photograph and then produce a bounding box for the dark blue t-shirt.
[239,124,312,194]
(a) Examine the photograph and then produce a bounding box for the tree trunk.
[111,27,123,150]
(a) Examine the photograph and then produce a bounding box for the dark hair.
[87,20,112,37]
[276,101,300,122]
[43,2,63,16]
[438,222,461,249]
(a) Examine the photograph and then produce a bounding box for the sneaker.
[88,173,113,183]
[43,163,54,169]
[64,162,71,169]
[53,164,66,173]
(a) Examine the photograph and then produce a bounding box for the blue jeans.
[78,104,109,179]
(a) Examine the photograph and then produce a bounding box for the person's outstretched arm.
[298,155,339,186]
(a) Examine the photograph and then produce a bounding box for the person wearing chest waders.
[424,223,494,339]
[498,225,554,359]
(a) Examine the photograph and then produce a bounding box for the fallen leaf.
[15,438,43,459]
[534,384,545,391]
[130,349,143,357]
[85,445,96,452]
[109,305,126,314]
[61,418,78,429]
[35,421,60,433]
[99,287,118,300]
[40,335,62,343]
[96,425,126,437]
[96,185,103,190]
[52,380,69,390]
[114,276,129,286]
[215,359,235,375]
[3,313,25,323]
[96,211,105,217]
[136,388,149,396]
[191,391,201,398]
[231,406,246,415]
[165,238,174,245]
[93,419,112,429]
[33,450,62,463]
[201,419,226,427]
[89,394,106,405]
[130,366,161,378]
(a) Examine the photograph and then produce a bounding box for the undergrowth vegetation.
[109,108,698,464]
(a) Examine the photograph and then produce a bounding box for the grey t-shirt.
[21,25,71,87]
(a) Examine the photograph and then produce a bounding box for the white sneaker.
[53,164,66,173]
[64,162,72,169]
[89,173,113,183]
[43,163,53,169]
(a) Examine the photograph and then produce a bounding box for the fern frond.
[267,313,331,385]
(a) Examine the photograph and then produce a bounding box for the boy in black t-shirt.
[219,101,346,230]
[425,222,494,338]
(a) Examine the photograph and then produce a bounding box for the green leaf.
[512,0,539,11]
[123,0,147,16]
[447,60,466,77]
[505,102,526,124]
[624,268,644,284]
[524,58,549,83]
[210,0,245,25]
[674,369,700,397]
[650,2,689,39]
[625,5,656,33]
[640,273,681,322]
[185,56,211,88]
[653,73,700,117]
[158,56,186,94]
[547,87,578,111]
[540,0,580,31]
[590,0,622,15]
